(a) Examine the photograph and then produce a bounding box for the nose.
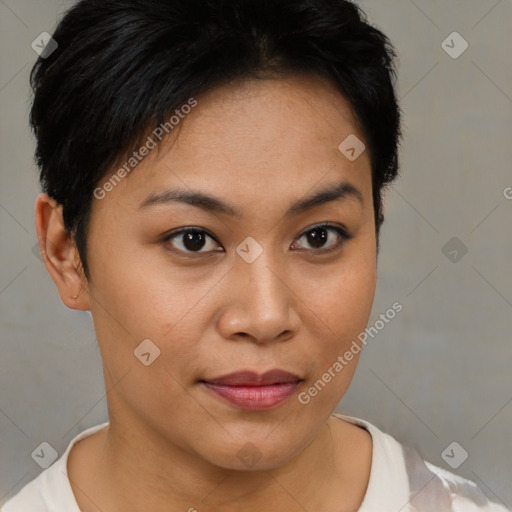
[216,251,300,345]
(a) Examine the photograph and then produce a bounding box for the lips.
[203,369,302,386]
[200,369,303,411]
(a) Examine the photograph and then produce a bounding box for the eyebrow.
[138,180,364,218]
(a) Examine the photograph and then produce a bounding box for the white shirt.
[1,413,509,511]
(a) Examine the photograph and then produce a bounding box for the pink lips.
[201,369,302,411]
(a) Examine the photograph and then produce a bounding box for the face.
[79,74,377,469]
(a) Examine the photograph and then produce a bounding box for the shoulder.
[1,471,47,512]
[1,461,61,512]
[333,412,510,512]
[423,460,510,512]
[1,421,109,512]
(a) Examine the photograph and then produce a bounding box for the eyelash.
[161,222,352,257]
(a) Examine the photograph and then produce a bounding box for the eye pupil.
[307,227,328,249]
[183,230,206,251]
[166,224,345,256]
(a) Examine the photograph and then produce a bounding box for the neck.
[85,414,347,512]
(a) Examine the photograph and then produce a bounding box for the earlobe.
[34,193,90,311]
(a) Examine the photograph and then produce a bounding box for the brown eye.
[292,223,351,253]
[163,228,222,254]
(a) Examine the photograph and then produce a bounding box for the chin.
[196,434,301,471]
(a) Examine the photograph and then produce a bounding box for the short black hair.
[30,0,402,281]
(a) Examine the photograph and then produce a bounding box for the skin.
[35,73,377,512]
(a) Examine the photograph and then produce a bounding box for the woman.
[2,0,508,510]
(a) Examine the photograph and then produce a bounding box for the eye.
[292,223,352,253]
[162,222,352,257]
[162,227,222,255]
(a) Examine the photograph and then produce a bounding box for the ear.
[34,193,90,311]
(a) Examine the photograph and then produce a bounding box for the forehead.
[160,73,364,168]
[95,73,371,215]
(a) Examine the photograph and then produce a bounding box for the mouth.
[200,369,303,411]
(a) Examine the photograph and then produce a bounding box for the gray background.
[1,0,511,508]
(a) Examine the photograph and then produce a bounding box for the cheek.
[88,250,213,386]
[309,255,376,338]
[86,229,176,331]
[303,248,376,383]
